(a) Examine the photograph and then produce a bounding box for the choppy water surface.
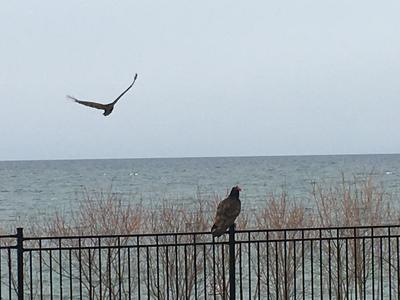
[0,154,399,224]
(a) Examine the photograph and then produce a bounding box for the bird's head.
[229,185,242,198]
[103,107,114,116]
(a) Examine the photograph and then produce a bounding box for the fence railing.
[0,224,399,299]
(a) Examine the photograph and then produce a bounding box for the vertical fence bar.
[184,245,188,299]
[108,248,112,299]
[39,239,43,300]
[156,236,160,300]
[311,239,314,299]
[8,248,12,300]
[354,228,358,300]
[29,251,33,300]
[146,247,150,300]
[396,237,400,299]
[336,229,340,300]
[203,244,207,300]
[380,237,383,300]
[212,236,216,300]
[118,237,122,300]
[193,234,198,299]
[362,237,366,300]
[98,238,102,299]
[284,230,288,299]
[371,228,375,299]
[49,250,53,300]
[239,242,243,300]
[302,230,305,300]
[222,239,226,298]
[257,242,260,299]
[345,238,349,299]
[0,246,2,299]
[165,246,169,300]
[78,238,82,300]
[248,232,251,299]
[397,237,399,298]
[17,228,24,300]
[128,247,131,300]
[229,225,236,300]
[176,235,180,300]
[319,229,323,300]
[293,241,297,299]
[328,238,331,299]
[388,227,392,300]
[266,232,270,299]
[275,241,279,298]
[58,239,62,300]
[137,236,141,299]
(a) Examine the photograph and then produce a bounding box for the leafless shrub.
[253,191,313,299]
[312,175,394,299]
[312,175,392,227]
[45,188,142,236]
[29,189,143,299]
[141,198,210,299]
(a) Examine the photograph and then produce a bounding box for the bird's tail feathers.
[211,224,223,237]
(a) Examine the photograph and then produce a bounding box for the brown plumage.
[211,186,241,237]
[68,73,138,116]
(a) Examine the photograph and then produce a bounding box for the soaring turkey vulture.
[68,73,138,116]
[211,186,242,237]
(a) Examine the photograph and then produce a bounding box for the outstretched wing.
[112,73,138,105]
[67,95,107,110]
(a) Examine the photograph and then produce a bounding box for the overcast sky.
[1,1,399,160]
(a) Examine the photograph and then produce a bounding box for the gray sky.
[1,1,399,160]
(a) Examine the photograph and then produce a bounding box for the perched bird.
[211,186,242,237]
[68,73,138,116]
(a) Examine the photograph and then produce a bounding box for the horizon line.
[1,152,399,163]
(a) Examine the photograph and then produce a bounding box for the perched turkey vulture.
[68,73,138,116]
[211,186,242,237]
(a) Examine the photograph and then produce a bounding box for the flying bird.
[68,73,138,116]
[211,186,242,237]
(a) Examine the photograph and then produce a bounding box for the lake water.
[0,154,399,225]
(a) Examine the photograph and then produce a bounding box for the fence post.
[17,227,24,300]
[228,224,236,300]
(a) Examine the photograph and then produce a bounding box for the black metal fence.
[0,224,399,299]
